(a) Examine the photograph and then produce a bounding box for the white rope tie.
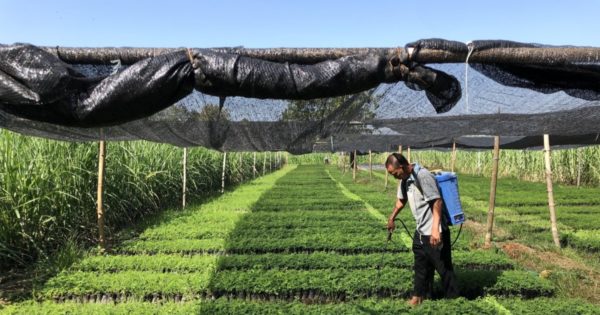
[465,42,474,114]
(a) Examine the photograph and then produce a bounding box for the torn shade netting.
[1,39,600,153]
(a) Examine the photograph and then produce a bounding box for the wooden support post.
[477,151,482,175]
[239,153,243,182]
[544,134,561,248]
[182,147,187,209]
[369,150,372,180]
[269,152,272,172]
[397,146,403,189]
[353,150,357,182]
[221,152,227,193]
[263,153,266,176]
[384,151,389,189]
[407,147,411,163]
[342,152,346,174]
[484,136,500,247]
[576,148,582,187]
[451,141,457,172]
[253,152,257,178]
[96,140,106,251]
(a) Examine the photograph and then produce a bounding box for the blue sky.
[1,0,599,48]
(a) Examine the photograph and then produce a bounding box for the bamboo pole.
[253,152,257,178]
[353,150,357,182]
[182,147,187,209]
[384,151,389,189]
[397,145,403,190]
[451,141,457,172]
[239,153,243,182]
[263,153,266,176]
[41,46,600,67]
[96,140,106,251]
[576,148,582,187]
[477,151,482,175]
[544,134,561,248]
[269,152,272,172]
[407,147,411,163]
[221,152,227,193]
[484,136,500,247]
[369,150,373,180]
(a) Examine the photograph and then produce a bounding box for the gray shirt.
[397,163,445,236]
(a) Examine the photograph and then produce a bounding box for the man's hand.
[430,229,441,248]
[387,216,396,232]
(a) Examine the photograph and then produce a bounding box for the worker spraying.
[385,153,459,305]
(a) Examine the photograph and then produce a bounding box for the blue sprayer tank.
[434,172,466,225]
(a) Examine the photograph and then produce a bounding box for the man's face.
[387,164,408,180]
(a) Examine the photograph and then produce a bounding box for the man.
[385,153,459,305]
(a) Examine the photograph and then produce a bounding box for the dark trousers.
[412,230,460,298]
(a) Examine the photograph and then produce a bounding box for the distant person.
[385,153,459,305]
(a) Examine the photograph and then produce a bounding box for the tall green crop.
[0,130,281,269]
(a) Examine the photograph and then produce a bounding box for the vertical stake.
[221,152,227,193]
[576,147,582,187]
[253,152,257,178]
[484,136,500,247]
[385,152,389,189]
[263,153,266,176]
[477,151,482,175]
[353,150,357,182]
[407,147,411,163]
[182,147,187,209]
[369,149,372,180]
[239,153,243,182]
[451,141,457,172]
[96,140,106,251]
[544,134,561,248]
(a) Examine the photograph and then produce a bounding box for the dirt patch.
[502,242,594,272]
[501,242,600,303]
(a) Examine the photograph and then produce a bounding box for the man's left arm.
[430,198,443,247]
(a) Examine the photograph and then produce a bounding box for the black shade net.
[1,39,600,153]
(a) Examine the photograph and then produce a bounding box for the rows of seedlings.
[206,165,408,301]
[5,164,599,314]
[5,297,600,314]
[456,176,600,252]
[26,166,294,306]
[205,165,555,304]
[327,168,557,299]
